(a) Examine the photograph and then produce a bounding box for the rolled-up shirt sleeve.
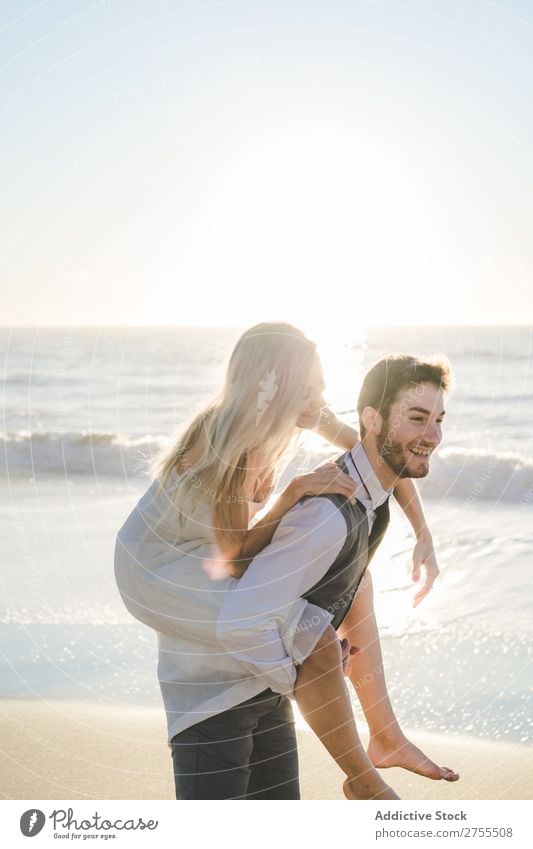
[216,497,347,695]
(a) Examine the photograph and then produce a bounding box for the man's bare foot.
[368,734,459,781]
[343,777,400,800]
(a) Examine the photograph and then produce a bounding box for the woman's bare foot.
[343,777,400,800]
[368,733,459,781]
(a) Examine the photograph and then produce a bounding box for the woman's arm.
[223,464,356,578]
[227,408,357,579]
[225,485,299,577]
[315,407,360,450]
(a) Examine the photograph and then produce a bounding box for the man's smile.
[408,445,433,457]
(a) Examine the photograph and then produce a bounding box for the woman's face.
[296,357,326,429]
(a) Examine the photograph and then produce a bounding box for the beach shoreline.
[1,699,530,801]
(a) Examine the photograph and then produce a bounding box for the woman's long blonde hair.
[149,322,318,544]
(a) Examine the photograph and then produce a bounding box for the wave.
[417,448,533,504]
[0,430,162,477]
[280,446,533,505]
[2,432,533,504]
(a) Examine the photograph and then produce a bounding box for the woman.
[115,322,443,800]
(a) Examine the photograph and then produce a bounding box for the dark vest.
[301,454,390,629]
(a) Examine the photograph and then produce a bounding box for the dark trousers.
[170,689,300,799]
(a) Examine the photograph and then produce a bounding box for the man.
[169,354,458,798]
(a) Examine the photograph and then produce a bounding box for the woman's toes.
[442,767,460,781]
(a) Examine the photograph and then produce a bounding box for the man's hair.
[357,354,453,437]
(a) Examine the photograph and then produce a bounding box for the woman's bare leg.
[294,625,399,799]
[338,572,459,782]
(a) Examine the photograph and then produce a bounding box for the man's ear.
[361,406,383,435]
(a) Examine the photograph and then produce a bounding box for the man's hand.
[411,533,440,608]
[340,637,359,676]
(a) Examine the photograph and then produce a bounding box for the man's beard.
[376,430,430,479]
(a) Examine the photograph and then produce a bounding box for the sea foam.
[2,430,533,503]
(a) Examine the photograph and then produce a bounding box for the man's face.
[376,382,445,478]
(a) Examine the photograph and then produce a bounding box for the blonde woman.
[115,323,449,800]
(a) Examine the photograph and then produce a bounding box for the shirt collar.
[348,442,392,509]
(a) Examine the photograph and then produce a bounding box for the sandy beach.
[1,699,530,800]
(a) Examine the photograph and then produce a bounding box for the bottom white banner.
[1,799,530,848]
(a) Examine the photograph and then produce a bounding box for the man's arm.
[392,478,440,606]
[217,497,347,695]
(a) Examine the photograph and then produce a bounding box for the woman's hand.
[282,461,357,510]
[411,532,440,608]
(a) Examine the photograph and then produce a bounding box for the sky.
[2,0,533,327]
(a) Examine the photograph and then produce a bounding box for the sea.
[1,326,532,745]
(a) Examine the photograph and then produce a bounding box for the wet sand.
[1,700,530,800]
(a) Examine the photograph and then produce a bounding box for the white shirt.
[217,442,392,694]
[346,441,392,529]
[114,444,390,742]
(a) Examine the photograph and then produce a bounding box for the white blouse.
[114,469,339,744]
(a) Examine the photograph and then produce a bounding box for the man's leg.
[245,694,300,800]
[170,691,271,799]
